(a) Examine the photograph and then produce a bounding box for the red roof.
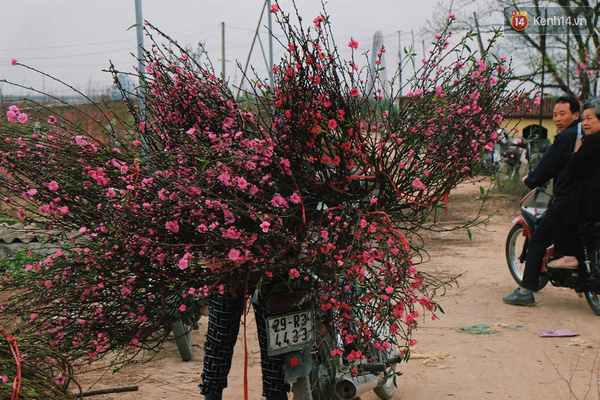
[505,98,554,119]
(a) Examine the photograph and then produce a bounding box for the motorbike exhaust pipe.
[334,373,381,399]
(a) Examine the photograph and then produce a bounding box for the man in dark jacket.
[502,96,581,306]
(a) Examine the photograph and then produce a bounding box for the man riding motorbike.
[502,96,581,306]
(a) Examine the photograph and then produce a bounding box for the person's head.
[553,96,580,131]
[581,97,600,136]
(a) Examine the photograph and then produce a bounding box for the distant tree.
[426,0,600,100]
[111,72,136,100]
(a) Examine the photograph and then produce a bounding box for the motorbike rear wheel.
[291,376,313,400]
[304,325,337,400]
[505,224,548,291]
[372,348,397,400]
[496,162,516,188]
[584,240,600,315]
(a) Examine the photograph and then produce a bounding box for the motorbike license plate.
[266,310,315,356]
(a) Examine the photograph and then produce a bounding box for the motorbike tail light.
[264,289,314,314]
[288,356,300,367]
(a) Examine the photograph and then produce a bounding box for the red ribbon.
[2,332,21,400]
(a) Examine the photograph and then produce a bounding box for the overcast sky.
[0,0,445,97]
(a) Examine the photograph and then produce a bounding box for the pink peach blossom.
[165,220,180,233]
[228,248,241,261]
[48,181,59,191]
[412,178,426,190]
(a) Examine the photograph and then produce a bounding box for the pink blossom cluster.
[5,105,28,123]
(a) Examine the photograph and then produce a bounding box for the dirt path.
[79,182,600,399]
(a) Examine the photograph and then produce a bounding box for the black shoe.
[502,288,535,306]
[204,394,223,400]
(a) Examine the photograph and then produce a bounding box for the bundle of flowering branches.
[0,1,528,370]
[244,3,530,359]
[0,57,302,363]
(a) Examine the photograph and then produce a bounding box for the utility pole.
[134,0,148,150]
[411,30,416,77]
[221,22,226,80]
[473,12,485,57]
[267,0,274,89]
[566,24,570,90]
[237,0,269,98]
[538,10,547,140]
[397,31,402,97]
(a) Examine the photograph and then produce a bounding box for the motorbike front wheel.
[505,224,548,291]
[584,240,600,315]
[172,319,194,361]
[585,292,600,316]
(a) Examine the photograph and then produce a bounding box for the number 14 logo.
[511,10,529,31]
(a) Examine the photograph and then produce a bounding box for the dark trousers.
[199,292,289,398]
[553,195,586,260]
[521,206,557,291]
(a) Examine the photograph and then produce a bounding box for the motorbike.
[495,132,545,185]
[505,184,600,315]
[155,292,205,362]
[483,129,511,173]
[258,275,402,400]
